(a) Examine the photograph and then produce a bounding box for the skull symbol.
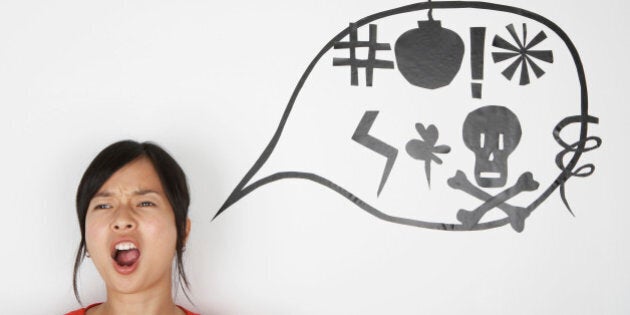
[463,105,522,188]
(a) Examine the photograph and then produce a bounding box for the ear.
[184,218,191,244]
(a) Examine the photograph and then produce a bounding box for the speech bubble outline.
[213,1,595,232]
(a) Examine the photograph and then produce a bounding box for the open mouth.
[111,241,141,273]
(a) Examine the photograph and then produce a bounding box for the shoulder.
[68,304,196,315]
[64,309,85,315]
[178,305,200,315]
[65,303,102,315]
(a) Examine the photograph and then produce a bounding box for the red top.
[65,303,199,315]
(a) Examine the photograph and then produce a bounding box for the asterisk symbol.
[492,23,554,85]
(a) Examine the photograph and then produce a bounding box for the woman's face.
[85,157,179,294]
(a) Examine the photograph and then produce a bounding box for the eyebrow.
[133,189,160,196]
[92,189,160,198]
[93,191,112,198]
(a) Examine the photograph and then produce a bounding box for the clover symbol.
[406,123,451,187]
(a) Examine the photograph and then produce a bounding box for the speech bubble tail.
[213,194,237,220]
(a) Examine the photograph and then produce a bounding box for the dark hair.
[73,140,191,303]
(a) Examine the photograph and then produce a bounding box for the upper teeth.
[115,242,137,251]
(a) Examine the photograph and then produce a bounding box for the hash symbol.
[333,23,395,86]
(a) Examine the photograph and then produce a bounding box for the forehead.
[97,157,164,194]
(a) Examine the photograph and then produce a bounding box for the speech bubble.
[214,1,601,232]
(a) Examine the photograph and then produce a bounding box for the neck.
[96,278,182,315]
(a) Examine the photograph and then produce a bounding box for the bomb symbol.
[394,18,464,89]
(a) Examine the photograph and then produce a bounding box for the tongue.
[115,249,140,266]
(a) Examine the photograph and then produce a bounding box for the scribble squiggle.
[553,115,602,215]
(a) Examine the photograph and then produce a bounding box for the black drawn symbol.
[470,27,486,98]
[406,123,451,187]
[215,2,600,233]
[463,105,522,188]
[333,23,395,86]
[449,170,539,232]
[553,115,602,215]
[394,7,464,89]
[352,111,398,196]
[492,23,554,85]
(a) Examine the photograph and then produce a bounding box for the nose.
[114,221,134,230]
[111,207,136,231]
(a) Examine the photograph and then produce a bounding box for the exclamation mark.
[470,27,486,99]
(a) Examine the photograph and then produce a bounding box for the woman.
[67,140,199,315]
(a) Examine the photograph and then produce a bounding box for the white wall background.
[0,0,628,314]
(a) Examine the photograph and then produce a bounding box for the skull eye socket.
[480,133,485,148]
[499,133,504,150]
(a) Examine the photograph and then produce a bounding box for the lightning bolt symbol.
[352,111,398,196]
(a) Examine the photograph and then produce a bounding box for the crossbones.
[448,170,539,232]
